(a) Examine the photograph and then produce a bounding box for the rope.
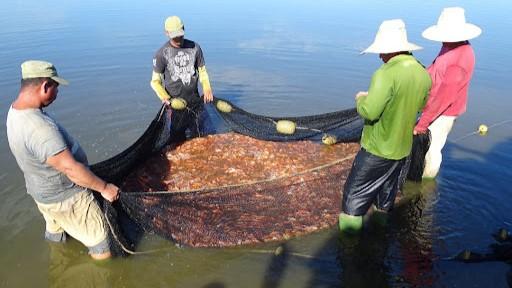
[241,248,331,262]
[122,153,355,196]
[106,213,333,258]
[104,150,356,254]
[104,208,171,255]
[267,118,324,133]
[451,119,512,143]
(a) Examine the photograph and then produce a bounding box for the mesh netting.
[90,106,171,254]
[406,132,432,182]
[212,98,363,142]
[90,106,171,184]
[89,97,385,250]
[120,156,354,247]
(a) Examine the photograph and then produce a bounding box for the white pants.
[423,115,456,178]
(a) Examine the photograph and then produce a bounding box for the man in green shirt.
[339,19,431,233]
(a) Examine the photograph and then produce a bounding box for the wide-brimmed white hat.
[422,7,482,42]
[362,19,422,54]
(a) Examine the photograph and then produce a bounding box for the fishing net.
[90,97,424,250]
[117,133,359,248]
[406,132,432,182]
[212,98,363,143]
[90,106,172,254]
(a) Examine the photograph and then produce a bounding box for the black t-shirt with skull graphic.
[153,39,206,107]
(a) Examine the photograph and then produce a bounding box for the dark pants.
[169,104,215,143]
[342,148,406,216]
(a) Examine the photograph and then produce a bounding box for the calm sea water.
[1,0,511,287]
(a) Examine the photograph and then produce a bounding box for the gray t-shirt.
[6,106,88,204]
[153,39,206,106]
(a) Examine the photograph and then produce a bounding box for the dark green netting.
[91,106,171,255]
[91,106,171,184]
[211,98,363,143]
[90,97,426,252]
[119,161,352,248]
[406,132,432,182]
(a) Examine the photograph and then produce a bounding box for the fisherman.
[339,19,432,233]
[6,60,119,260]
[150,15,214,142]
[414,7,482,178]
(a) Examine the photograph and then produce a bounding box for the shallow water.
[1,0,512,287]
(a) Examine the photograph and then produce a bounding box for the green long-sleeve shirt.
[357,54,431,160]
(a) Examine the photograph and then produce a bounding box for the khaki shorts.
[36,190,109,254]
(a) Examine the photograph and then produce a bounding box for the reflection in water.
[392,179,438,287]
[251,179,441,287]
[338,223,391,287]
[202,282,226,288]
[304,179,439,287]
[333,179,439,287]
[48,242,112,288]
[261,243,290,288]
[440,137,512,286]
[1,0,512,286]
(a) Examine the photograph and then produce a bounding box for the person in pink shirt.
[414,7,482,178]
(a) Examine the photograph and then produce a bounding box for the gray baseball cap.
[21,60,69,85]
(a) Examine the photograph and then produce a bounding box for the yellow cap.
[164,16,184,38]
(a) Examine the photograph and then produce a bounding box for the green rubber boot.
[338,213,363,234]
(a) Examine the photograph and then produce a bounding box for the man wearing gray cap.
[6,60,119,260]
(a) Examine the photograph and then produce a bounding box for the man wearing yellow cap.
[6,60,119,260]
[151,16,214,142]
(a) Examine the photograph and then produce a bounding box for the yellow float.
[170,98,187,110]
[322,134,337,145]
[478,124,488,135]
[276,120,296,135]
[216,100,233,113]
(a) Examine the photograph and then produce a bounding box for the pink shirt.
[415,42,475,132]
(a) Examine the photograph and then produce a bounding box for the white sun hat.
[362,19,422,54]
[422,7,482,42]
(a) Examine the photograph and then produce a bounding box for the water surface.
[1,0,511,287]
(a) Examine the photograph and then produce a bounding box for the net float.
[276,120,296,135]
[170,97,187,110]
[322,134,337,145]
[216,100,233,113]
[478,124,488,135]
